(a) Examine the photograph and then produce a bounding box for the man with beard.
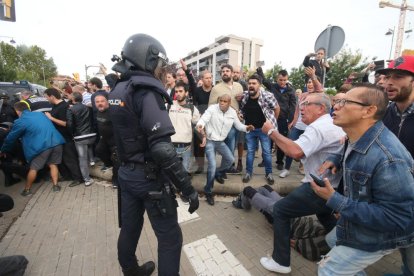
[378,56,414,276]
[239,74,279,184]
[95,94,119,189]
[232,66,247,173]
[168,81,200,174]
[257,69,297,170]
[192,70,213,174]
[381,56,414,158]
[208,64,244,177]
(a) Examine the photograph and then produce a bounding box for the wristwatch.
[267,128,277,137]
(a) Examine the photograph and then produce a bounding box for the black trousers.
[59,140,83,182]
[276,118,289,165]
[117,165,182,276]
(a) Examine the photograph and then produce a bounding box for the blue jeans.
[276,118,289,165]
[284,127,305,170]
[204,140,234,194]
[224,126,238,154]
[272,183,337,266]
[175,145,191,173]
[246,128,272,175]
[318,245,393,276]
[326,227,414,276]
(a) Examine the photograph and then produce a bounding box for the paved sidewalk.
[0,161,404,275]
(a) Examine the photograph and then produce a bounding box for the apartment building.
[182,34,263,83]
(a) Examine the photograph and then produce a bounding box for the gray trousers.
[241,186,283,214]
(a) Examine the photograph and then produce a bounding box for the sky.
[1,0,414,80]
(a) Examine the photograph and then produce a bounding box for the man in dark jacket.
[66,92,96,186]
[378,55,414,276]
[258,69,296,170]
[95,93,119,188]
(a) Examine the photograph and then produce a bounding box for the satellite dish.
[314,25,345,59]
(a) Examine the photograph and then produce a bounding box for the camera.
[111,55,121,62]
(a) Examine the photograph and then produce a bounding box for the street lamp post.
[41,66,46,86]
[385,27,395,60]
[84,64,100,81]
[379,0,414,59]
[0,36,16,44]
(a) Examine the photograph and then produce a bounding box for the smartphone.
[310,173,325,187]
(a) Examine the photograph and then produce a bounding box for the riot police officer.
[109,34,199,276]
[0,91,18,124]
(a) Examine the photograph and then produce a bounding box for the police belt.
[173,142,191,148]
[120,162,146,169]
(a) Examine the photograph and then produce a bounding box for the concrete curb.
[90,163,304,196]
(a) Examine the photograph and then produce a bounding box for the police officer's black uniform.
[109,34,199,276]
[0,92,18,124]
[21,95,52,112]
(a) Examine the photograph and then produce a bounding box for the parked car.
[0,80,47,103]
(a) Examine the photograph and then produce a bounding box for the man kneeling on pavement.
[232,184,330,262]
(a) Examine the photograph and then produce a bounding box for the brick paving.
[0,161,404,275]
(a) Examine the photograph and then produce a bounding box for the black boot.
[123,261,155,276]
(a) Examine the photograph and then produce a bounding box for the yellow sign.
[0,0,16,21]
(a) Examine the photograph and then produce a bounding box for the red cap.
[377,56,414,76]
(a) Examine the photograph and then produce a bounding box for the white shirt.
[294,114,345,188]
[169,101,200,143]
[82,92,92,106]
[196,104,247,142]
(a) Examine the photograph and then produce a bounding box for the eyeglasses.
[300,101,322,107]
[333,98,370,108]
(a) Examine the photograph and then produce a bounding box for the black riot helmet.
[112,34,168,75]
[0,91,9,100]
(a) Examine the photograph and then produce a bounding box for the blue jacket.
[327,121,414,252]
[1,110,65,162]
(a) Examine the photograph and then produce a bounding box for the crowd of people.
[0,33,413,276]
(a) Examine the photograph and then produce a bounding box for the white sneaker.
[300,177,307,183]
[90,161,95,166]
[260,256,291,274]
[279,169,290,178]
[85,179,94,186]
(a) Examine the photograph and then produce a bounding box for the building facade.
[182,34,263,83]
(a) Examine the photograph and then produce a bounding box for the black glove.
[187,191,199,214]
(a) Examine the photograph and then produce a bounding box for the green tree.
[325,48,368,90]
[17,45,57,84]
[288,66,305,90]
[264,62,284,81]
[0,43,57,84]
[0,42,19,81]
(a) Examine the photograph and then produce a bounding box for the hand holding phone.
[310,173,325,187]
